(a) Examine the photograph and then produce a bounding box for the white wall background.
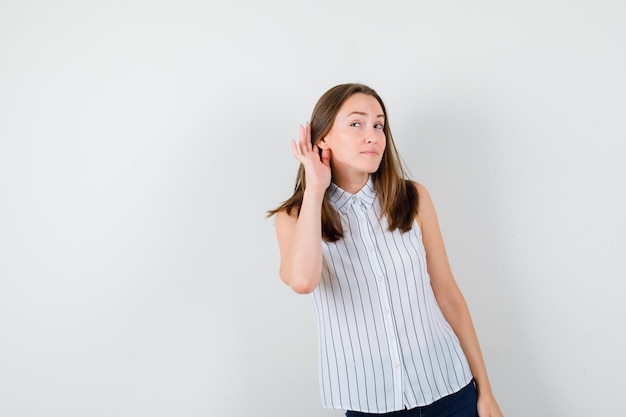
[1,1,625,416]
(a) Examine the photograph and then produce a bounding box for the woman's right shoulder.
[275,208,298,228]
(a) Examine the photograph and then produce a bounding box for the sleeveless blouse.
[311,178,472,413]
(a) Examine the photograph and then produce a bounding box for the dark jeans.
[345,380,478,417]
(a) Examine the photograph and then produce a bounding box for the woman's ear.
[317,136,329,149]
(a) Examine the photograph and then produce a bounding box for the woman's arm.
[275,188,325,294]
[275,123,331,294]
[415,182,503,417]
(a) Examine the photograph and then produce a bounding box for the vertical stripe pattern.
[312,178,472,413]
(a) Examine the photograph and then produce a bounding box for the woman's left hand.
[477,391,504,417]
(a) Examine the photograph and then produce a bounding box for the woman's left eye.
[374,123,384,129]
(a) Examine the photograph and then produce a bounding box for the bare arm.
[416,183,503,417]
[275,123,331,294]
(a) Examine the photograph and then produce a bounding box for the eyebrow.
[346,111,385,118]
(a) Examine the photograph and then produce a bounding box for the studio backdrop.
[1,1,624,416]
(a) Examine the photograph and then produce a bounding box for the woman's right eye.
[350,122,361,127]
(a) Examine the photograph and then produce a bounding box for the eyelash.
[351,122,384,129]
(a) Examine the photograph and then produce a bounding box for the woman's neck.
[332,172,370,194]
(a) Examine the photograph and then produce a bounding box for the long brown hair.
[268,83,418,242]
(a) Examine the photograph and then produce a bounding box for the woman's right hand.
[292,123,331,193]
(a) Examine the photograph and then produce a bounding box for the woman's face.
[318,93,386,178]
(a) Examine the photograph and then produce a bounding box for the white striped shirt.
[311,178,472,413]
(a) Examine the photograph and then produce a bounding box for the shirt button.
[377,276,383,282]
[384,308,390,314]
[394,363,401,368]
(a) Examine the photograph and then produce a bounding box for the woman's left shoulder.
[406,181,435,232]
[408,180,433,204]
[409,181,440,228]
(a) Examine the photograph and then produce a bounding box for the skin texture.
[274,93,504,416]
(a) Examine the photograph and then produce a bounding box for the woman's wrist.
[303,187,327,202]
[474,376,493,396]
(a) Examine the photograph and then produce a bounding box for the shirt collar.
[328,176,376,214]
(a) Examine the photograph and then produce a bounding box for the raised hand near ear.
[291,123,331,193]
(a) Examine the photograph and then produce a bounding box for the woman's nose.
[365,128,378,143]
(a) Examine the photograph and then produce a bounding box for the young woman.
[268,83,503,417]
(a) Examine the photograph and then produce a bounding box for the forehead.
[339,93,384,116]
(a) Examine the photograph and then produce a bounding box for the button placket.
[354,199,403,403]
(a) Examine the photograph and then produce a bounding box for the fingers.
[299,124,307,153]
[291,139,301,159]
[299,122,311,154]
[292,122,312,160]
